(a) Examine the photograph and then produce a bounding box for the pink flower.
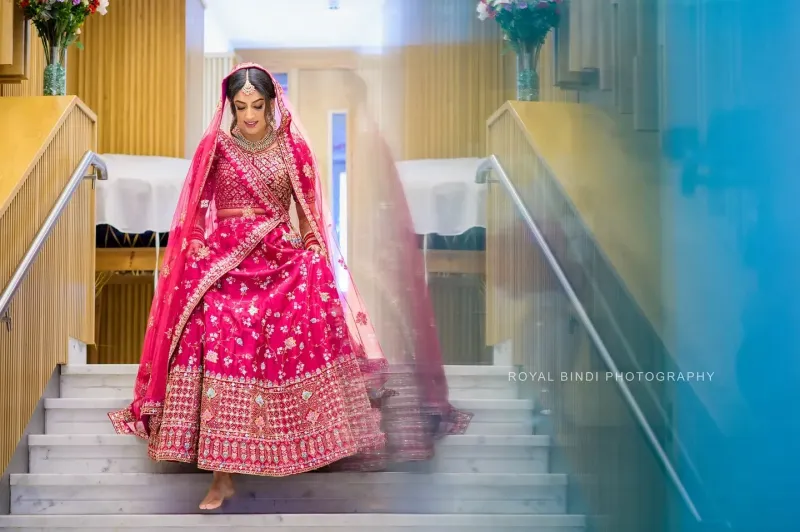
[476,1,490,20]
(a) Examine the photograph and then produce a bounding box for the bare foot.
[199,472,235,510]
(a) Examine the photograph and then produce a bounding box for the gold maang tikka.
[241,69,256,95]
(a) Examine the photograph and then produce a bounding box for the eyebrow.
[234,98,265,105]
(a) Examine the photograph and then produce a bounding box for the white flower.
[97,0,109,15]
[476,1,489,20]
[492,0,513,4]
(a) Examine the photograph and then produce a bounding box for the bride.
[109,63,470,510]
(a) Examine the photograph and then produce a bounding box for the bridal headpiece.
[241,69,256,96]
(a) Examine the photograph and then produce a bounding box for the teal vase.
[515,44,541,102]
[43,46,67,96]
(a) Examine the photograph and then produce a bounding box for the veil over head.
[120,63,469,465]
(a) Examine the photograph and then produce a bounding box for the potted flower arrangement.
[17,0,110,96]
[477,0,562,101]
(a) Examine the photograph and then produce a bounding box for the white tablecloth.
[96,154,487,237]
[95,154,190,234]
[395,158,487,236]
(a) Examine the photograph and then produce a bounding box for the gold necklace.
[232,126,276,153]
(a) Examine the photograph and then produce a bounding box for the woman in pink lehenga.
[108,63,469,510]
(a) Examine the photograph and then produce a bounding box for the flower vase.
[515,45,541,102]
[43,46,67,96]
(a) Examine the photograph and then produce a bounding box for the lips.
[244,121,259,128]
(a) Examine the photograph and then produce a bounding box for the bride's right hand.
[188,239,204,258]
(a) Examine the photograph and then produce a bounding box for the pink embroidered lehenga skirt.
[147,215,385,476]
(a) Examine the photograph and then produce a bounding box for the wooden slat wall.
[66,0,194,157]
[385,0,514,160]
[93,276,153,365]
[400,40,511,159]
[0,103,96,472]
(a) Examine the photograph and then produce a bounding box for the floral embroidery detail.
[195,245,211,260]
[355,312,368,326]
[144,357,384,476]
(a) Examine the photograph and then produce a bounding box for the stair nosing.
[61,364,517,377]
[29,433,551,447]
[0,513,587,527]
[11,471,569,486]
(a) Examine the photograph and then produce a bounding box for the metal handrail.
[477,154,703,522]
[0,151,108,331]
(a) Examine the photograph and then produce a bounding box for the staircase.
[0,364,586,531]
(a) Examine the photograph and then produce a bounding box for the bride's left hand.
[307,244,322,255]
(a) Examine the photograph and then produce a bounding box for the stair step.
[10,472,567,515]
[59,365,520,400]
[29,434,551,475]
[0,513,586,531]
[43,398,535,436]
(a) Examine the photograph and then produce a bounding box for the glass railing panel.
[486,167,672,531]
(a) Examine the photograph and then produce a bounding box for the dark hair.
[226,68,276,130]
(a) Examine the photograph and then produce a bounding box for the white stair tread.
[29,433,550,447]
[12,472,567,487]
[10,474,568,516]
[0,513,586,528]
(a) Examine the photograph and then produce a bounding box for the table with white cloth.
[394,157,488,276]
[96,154,189,235]
[395,157,487,237]
[95,154,190,272]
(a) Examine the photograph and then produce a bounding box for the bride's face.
[233,89,270,140]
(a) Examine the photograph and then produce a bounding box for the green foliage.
[478,1,562,52]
